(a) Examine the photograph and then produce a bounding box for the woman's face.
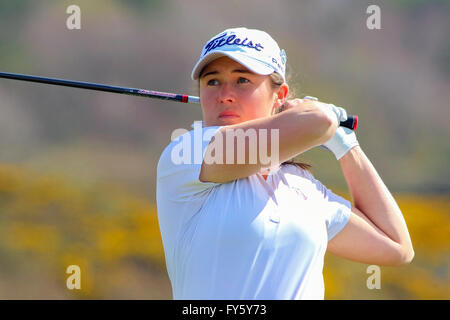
[199,56,288,127]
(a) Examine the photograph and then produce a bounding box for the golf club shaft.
[0,71,200,104]
[0,71,357,130]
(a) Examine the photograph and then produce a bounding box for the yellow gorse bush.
[0,162,166,298]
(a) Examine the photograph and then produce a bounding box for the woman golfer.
[156,27,414,299]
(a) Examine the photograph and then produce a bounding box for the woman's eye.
[207,79,219,86]
[238,77,250,84]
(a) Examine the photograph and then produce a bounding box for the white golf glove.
[320,104,359,160]
[319,103,348,127]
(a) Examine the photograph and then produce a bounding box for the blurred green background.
[0,0,448,299]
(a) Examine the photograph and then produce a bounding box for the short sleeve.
[322,201,351,241]
[157,124,224,201]
[302,170,352,241]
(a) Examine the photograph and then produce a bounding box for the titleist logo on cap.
[203,32,264,56]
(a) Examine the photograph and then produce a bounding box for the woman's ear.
[272,83,289,112]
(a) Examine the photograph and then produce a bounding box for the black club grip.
[340,115,358,131]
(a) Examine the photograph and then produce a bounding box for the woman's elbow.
[399,247,415,265]
[388,246,415,266]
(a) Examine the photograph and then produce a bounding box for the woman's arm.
[200,99,337,183]
[327,146,415,266]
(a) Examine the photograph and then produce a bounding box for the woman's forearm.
[339,146,414,258]
[201,105,333,183]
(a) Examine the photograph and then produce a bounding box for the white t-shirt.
[156,122,352,300]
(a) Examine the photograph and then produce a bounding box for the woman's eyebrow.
[201,69,252,78]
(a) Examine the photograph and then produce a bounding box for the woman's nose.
[218,82,236,103]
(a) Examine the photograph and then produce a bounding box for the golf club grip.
[340,115,358,131]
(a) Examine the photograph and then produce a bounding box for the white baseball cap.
[191,27,287,82]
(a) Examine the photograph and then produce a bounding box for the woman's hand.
[278,98,338,117]
[318,102,359,160]
[319,126,359,160]
[278,99,344,127]
[278,98,359,160]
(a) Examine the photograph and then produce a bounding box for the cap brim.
[191,51,275,80]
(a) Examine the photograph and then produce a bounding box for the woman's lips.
[219,111,240,118]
